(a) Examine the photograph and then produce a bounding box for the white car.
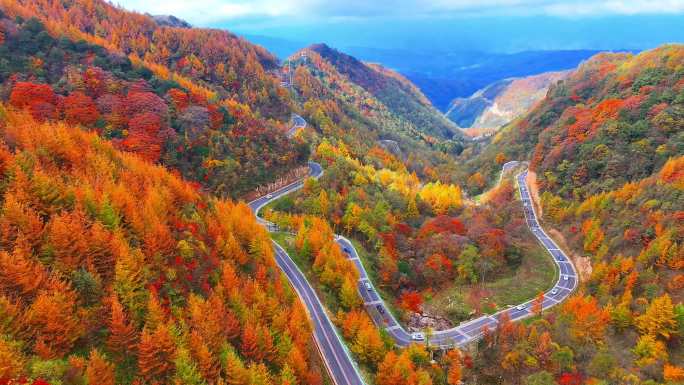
[364,282,372,290]
[266,194,273,199]
[515,304,526,311]
[411,332,425,341]
[551,288,559,295]
[563,275,569,281]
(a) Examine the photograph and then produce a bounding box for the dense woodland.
[288,46,468,183]
[0,106,326,384]
[0,6,307,198]
[463,46,684,384]
[0,0,681,384]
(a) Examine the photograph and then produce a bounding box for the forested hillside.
[288,44,469,184]
[0,4,308,198]
[296,44,462,140]
[463,46,683,195]
[0,106,326,384]
[464,45,684,385]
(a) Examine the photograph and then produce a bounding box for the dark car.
[376,305,385,315]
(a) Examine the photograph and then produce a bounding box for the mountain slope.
[0,5,307,198]
[0,105,325,384]
[301,43,462,140]
[466,45,684,193]
[445,71,570,136]
[467,45,684,384]
[2,0,288,117]
[288,43,469,185]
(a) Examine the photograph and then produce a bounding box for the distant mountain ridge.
[234,36,607,113]
[446,70,570,136]
[317,47,605,111]
[303,43,462,140]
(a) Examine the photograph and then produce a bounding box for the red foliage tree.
[64,92,100,126]
[240,323,260,361]
[119,112,163,162]
[83,66,108,97]
[399,291,423,313]
[107,294,138,360]
[137,324,176,383]
[417,215,466,238]
[9,82,56,121]
[558,372,583,385]
[125,91,168,118]
[167,88,189,111]
[85,349,116,385]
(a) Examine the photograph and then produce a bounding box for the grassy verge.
[424,233,558,324]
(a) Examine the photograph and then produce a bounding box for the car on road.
[515,304,526,311]
[411,332,425,341]
[376,305,385,315]
[266,194,273,199]
[551,288,559,295]
[563,275,569,281]
[364,282,372,290]
[343,247,350,254]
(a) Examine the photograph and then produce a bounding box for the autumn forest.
[0,0,681,385]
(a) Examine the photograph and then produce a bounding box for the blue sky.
[118,0,684,52]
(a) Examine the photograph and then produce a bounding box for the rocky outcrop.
[407,312,453,331]
[151,14,192,28]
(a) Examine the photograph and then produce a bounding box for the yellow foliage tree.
[636,294,678,339]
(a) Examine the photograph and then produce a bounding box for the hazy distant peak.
[446,70,571,136]
[150,14,192,28]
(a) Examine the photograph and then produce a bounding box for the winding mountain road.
[248,115,578,384]
[335,168,578,348]
[287,114,307,137]
[248,162,366,385]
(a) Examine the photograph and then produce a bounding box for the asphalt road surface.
[287,114,307,137]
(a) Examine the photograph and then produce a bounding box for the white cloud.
[542,0,684,16]
[116,0,684,25]
[117,0,300,23]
